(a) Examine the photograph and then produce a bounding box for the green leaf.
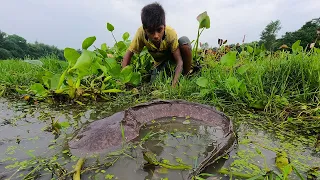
[249,100,265,110]
[196,77,209,88]
[292,40,302,53]
[107,23,114,32]
[42,71,53,88]
[105,174,114,179]
[200,89,210,96]
[101,43,108,51]
[197,11,210,29]
[109,64,121,78]
[117,41,127,52]
[221,51,237,67]
[24,60,43,67]
[57,69,68,89]
[64,48,80,67]
[82,36,96,50]
[105,58,118,69]
[15,87,27,94]
[255,147,262,155]
[97,48,107,58]
[50,74,61,90]
[237,65,249,75]
[247,45,253,53]
[225,77,240,90]
[60,121,70,128]
[120,65,133,83]
[102,89,123,93]
[130,72,141,86]
[239,82,247,95]
[30,83,48,97]
[69,49,95,72]
[122,32,130,41]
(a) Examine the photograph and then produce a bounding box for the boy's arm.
[122,50,134,67]
[122,27,144,67]
[172,48,183,87]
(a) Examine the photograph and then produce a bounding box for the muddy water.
[0,98,319,180]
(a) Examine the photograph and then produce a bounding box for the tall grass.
[0,55,67,86]
[152,49,320,112]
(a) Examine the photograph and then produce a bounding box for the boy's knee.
[178,36,191,49]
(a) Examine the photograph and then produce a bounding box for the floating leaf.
[50,74,61,90]
[64,48,81,67]
[130,72,141,86]
[30,83,48,97]
[122,32,130,41]
[109,64,121,78]
[196,77,209,88]
[69,49,95,72]
[105,58,118,69]
[82,36,96,50]
[221,51,237,67]
[120,65,133,83]
[60,121,70,128]
[107,23,114,32]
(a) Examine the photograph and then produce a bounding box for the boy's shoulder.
[164,25,178,42]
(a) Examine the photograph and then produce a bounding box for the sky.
[1,0,320,50]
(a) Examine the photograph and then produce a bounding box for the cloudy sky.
[1,0,320,50]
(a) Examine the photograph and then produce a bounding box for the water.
[79,117,225,180]
[0,98,319,179]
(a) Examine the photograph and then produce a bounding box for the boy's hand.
[122,50,134,68]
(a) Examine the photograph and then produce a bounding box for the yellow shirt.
[128,25,179,68]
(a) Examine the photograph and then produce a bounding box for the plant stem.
[111,32,118,45]
[73,157,85,180]
[193,26,201,62]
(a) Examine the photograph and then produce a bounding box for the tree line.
[0,30,65,60]
[259,17,320,51]
[201,17,320,52]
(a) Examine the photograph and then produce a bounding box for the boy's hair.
[141,2,165,31]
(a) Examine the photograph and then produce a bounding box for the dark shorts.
[150,36,191,82]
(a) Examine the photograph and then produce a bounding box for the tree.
[0,29,65,60]
[0,31,7,47]
[0,48,12,60]
[259,20,281,51]
[277,18,320,49]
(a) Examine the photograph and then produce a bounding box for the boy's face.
[144,25,165,44]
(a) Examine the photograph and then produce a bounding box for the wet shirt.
[128,25,179,68]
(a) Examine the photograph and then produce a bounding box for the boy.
[121,2,193,87]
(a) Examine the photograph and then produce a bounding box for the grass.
[0,55,67,86]
[153,49,320,111]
